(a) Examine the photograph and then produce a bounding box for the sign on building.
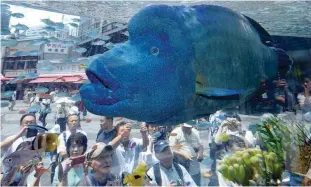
[44,42,69,54]
[37,59,88,74]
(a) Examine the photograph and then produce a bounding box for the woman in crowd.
[298,73,311,113]
[52,132,88,187]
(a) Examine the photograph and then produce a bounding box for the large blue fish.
[80,5,292,125]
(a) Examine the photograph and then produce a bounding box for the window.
[26,61,37,69]
[16,61,25,69]
[95,23,100,28]
[55,49,58,52]
[5,61,15,70]
[57,33,61,38]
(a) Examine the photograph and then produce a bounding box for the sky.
[8,4,79,29]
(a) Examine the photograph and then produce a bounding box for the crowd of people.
[1,72,311,186]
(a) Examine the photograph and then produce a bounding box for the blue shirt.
[96,128,117,144]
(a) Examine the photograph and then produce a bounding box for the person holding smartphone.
[1,114,37,158]
[52,132,88,187]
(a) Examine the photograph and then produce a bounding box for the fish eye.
[150,47,159,56]
[7,158,12,162]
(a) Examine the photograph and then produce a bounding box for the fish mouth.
[86,69,114,91]
[82,68,123,106]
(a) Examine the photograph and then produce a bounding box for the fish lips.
[81,67,123,106]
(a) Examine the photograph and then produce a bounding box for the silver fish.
[1,166,18,186]
[2,149,41,172]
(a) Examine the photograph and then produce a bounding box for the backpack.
[153,162,184,186]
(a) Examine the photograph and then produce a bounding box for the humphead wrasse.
[80,4,292,125]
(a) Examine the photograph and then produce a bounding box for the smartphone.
[71,155,86,166]
[26,128,38,138]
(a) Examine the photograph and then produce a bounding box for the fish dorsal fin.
[196,88,246,99]
[243,15,273,46]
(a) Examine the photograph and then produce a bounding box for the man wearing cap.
[169,121,204,186]
[147,140,197,186]
[84,142,122,186]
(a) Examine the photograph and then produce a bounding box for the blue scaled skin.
[80,4,281,125]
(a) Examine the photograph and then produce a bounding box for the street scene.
[1,1,311,187]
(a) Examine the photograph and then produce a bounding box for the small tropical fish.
[1,101,10,108]
[53,22,64,29]
[79,64,87,70]
[123,31,129,36]
[87,30,98,38]
[43,26,56,32]
[69,23,79,28]
[11,13,24,18]
[104,42,114,49]
[30,38,50,46]
[41,18,55,26]
[74,47,87,54]
[27,105,41,113]
[39,31,49,36]
[1,27,11,35]
[24,72,38,79]
[13,51,28,57]
[37,133,59,152]
[77,58,89,64]
[197,122,213,128]
[69,36,81,42]
[92,40,106,45]
[100,35,111,41]
[71,18,81,22]
[62,41,75,47]
[1,39,18,47]
[7,76,25,84]
[35,87,49,93]
[47,36,59,42]
[123,162,148,186]
[71,58,79,63]
[1,4,10,9]
[28,50,41,56]
[71,94,81,101]
[12,23,29,31]
[39,64,53,71]
[115,23,125,27]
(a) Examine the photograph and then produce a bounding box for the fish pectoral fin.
[196,88,246,97]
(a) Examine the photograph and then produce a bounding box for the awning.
[29,77,57,83]
[0,75,12,81]
[28,74,87,83]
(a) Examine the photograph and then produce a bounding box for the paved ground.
[1,100,270,186]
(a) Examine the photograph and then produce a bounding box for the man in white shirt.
[169,121,204,186]
[57,114,87,158]
[147,140,197,187]
[114,119,149,173]
[1,114,37,158]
